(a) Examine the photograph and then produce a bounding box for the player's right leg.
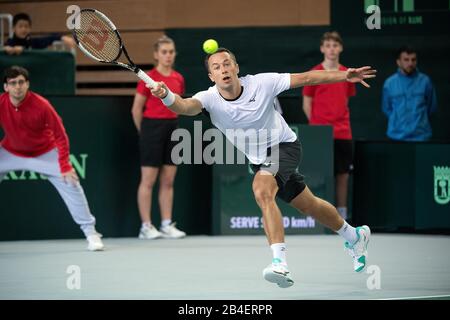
[252,171,294,288]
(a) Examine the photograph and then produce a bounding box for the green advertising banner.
[353,141,450,231]
[332,0,450,35]
[0,51,75,95]
[212,125,334,235]
[415,144,450,230]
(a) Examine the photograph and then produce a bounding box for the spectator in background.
[0,66,104,251]
[302,31,356,220]
[382,46,437,141]
[131,36,186,240]
[4,13,76,55]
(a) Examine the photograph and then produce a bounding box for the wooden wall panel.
[299,0,330,26]
[0,0,165,33]
[166,0,329,28]
[166,0,301,28]
[0,0,329,34]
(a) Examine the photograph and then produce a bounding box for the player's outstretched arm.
[149,82,203,116]
[290,66,376,89]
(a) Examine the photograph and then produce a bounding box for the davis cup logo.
[434,166,450,205]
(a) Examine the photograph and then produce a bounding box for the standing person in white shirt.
[149,48,375,288]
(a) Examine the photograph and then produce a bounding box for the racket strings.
[75,11,121,62]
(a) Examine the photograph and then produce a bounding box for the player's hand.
[149,81,168,98]
[62,169,79,186]
[346,66,377,88]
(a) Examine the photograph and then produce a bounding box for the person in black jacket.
[4,13,75,55]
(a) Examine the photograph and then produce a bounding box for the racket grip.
[136,69,156,88]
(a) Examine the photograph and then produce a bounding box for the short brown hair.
[204,48,238,72]
[153,35,175,52]
[321,31,343,46]
[3,65,29,84]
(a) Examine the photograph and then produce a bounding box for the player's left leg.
[290,186,344,230]
[290,186,370,272]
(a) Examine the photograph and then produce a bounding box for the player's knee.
[253,187,276,207]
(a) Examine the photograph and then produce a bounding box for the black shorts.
[139,118,178,167]
[334,139,353,174]
[250,140,306,203]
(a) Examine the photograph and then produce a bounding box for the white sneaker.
[160,222,186,239]
[87,233,104,251]
[139,224,162,239]
[345,225,371,272]
[263,258,294,288]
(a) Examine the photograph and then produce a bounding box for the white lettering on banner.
[291,216,315,228]
[229,216,316,229]
[230,217,260,229]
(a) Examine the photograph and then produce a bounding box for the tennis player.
[149,48,375,288]
[0,66,104,251]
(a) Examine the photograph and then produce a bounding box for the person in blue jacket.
[382,46,437,141]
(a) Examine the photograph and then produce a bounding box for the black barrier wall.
[0,51,75,95]
[0,96,336,240]
[0,96,212,240]
[353,141,450,231]
[1,95,449,240]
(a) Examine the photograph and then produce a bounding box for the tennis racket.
[72,8,157,88]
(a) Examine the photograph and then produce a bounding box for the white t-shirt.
[193,73,297,164]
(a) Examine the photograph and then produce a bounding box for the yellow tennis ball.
[203,39,219,54]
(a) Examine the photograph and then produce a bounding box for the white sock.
[270,243,287,264]
[161,219,172,228]
[337,207,348,220]
[337,221,358,245]
[142,222,152,229]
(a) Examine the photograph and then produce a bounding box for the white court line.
[374,294,450,300]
